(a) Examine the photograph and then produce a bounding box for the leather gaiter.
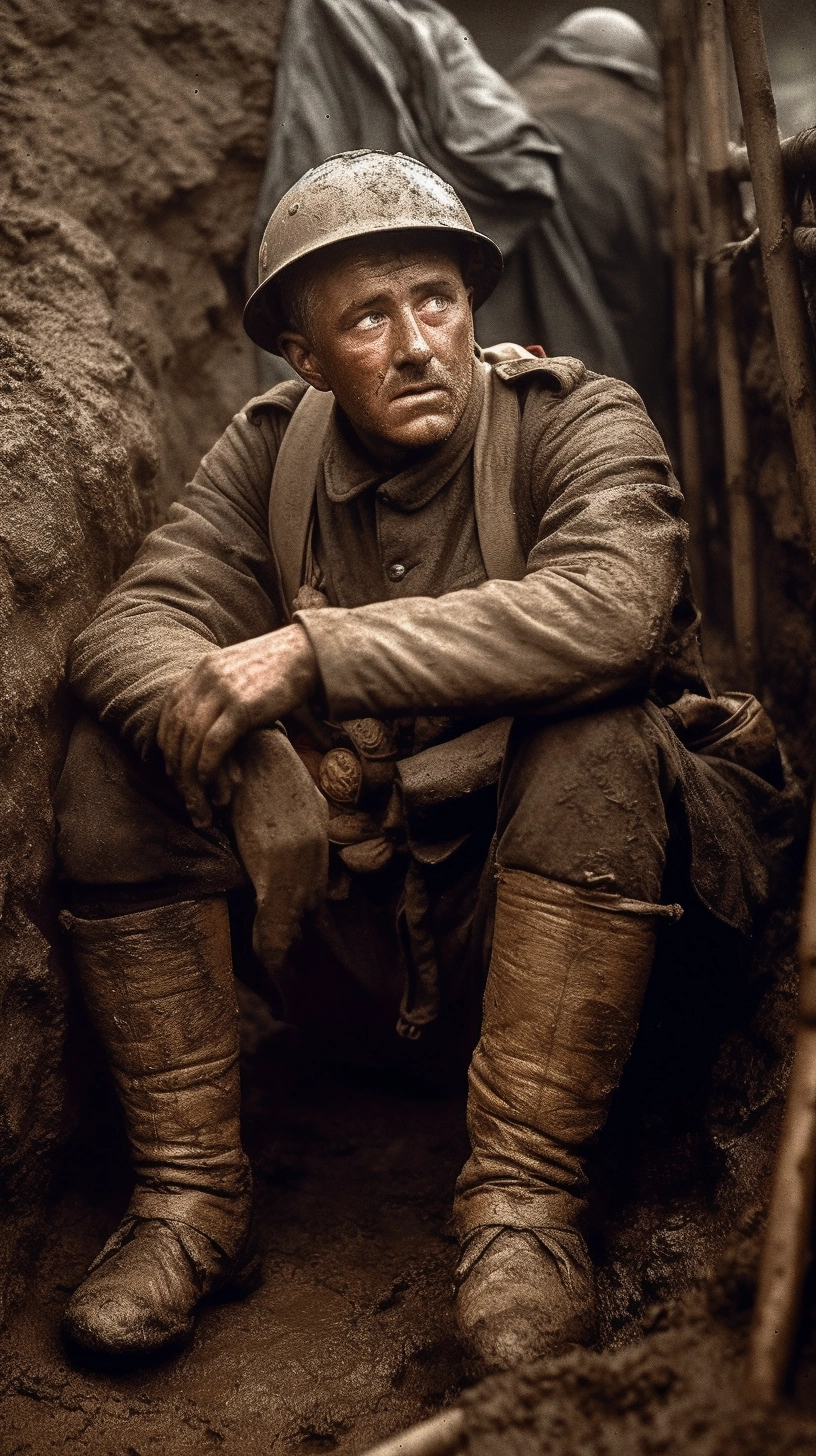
[454,868,659,1239]
[64,897,251,1259]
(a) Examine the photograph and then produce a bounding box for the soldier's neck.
[349,423,439,472]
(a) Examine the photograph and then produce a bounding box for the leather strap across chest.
[268,363,528,619]
[268,387,335,618]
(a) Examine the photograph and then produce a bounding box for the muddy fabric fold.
[230,728,329,973]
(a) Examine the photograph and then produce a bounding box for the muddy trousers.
[55,701,685,1047]
[55,700,782,1366]
[56,701,676,927]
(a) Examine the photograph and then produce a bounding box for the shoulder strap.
[473,362,528,581]
[268,387,334,619]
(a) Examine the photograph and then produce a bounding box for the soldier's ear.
[277,334,332,392]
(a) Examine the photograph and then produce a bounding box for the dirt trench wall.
[0,0,285,1316]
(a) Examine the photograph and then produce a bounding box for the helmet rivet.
[288,202,299,216]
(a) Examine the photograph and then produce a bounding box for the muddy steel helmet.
[243,150,504,355]
[537,8,661,94]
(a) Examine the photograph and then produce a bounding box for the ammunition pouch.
[659,691,783,784]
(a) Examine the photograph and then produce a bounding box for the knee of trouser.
[54,716,141,882]
[56,715,246,910]
[495,704,669,901]
[55,710,179,879]
[500,704,661,804]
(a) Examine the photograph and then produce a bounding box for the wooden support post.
[748,807,816,1402]
[361,1408,465,1456]
[723,0,816,560]
[659,0,707,613]
[697,0,759,690]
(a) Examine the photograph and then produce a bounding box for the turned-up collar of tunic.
[320,358,486,512]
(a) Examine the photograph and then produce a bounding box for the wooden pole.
[361,1409,465,1456]
[658,0,708,613]
[748,806,816,1402]
[722,1,816,560]
[696,0,759,691]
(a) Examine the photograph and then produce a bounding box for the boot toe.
[455,1227,597,1374]
[62,1222,202,1357]
[62,1284,193,1355]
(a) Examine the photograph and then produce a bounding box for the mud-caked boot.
[61,898,254,1359]
[454,868,659,1374]
[455,1225,596,1372]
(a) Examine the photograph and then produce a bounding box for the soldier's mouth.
[391,383,449,401]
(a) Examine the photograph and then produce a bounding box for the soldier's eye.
[358,312,386,330]
[425,296,448,312]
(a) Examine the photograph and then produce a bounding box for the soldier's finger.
[158,679,206,776]
[178,775,213,830]
[159,657,221,773]
[210,761,237,809]
[175,694,225,788]
[157,695,186,775]
[196,709,246,786]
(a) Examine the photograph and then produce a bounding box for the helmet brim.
[243,223,503,355]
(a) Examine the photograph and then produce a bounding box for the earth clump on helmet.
[243,149,504,356]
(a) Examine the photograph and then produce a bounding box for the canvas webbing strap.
[472,361,527,581]
[268,386,334,619]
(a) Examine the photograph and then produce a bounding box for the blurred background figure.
[249,0,631,390]
[509,8,673,445]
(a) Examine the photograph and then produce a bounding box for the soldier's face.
[278,242,476,459]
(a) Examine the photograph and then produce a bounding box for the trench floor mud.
[0,1003,468,1456]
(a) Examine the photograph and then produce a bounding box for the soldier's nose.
[393,311,432,365]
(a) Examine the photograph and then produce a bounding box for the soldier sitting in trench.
[55,149,789,1371]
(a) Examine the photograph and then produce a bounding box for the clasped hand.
[157,624,318,827]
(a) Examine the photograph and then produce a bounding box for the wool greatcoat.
[57,351,795,1058]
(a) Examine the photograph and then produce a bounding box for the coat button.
[387,563,406,582]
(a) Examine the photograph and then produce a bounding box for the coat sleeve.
[69,400,294,756]
[295,375,688,720]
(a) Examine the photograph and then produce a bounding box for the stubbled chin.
[383,402,455,443]
[389,422,453,452]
